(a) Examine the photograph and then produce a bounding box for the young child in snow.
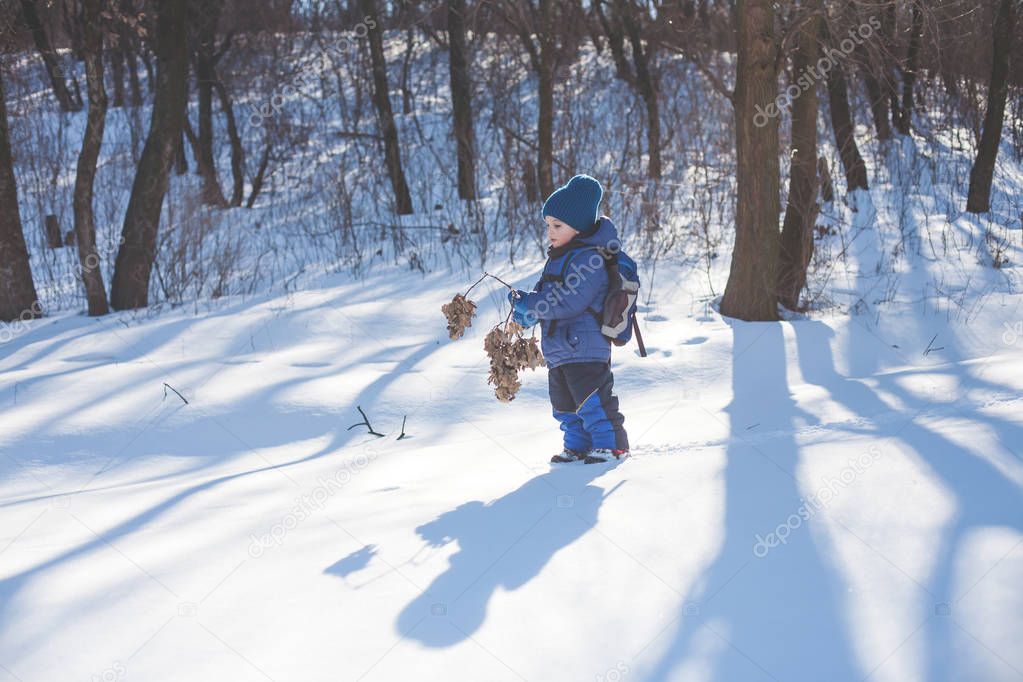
[507,174,630,464]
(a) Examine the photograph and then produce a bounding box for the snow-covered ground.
[3,26,1023,682]
[2,226,1022,681]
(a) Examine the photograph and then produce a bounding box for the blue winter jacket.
[519,216,621,368]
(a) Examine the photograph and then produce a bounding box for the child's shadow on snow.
[395,466,614,647]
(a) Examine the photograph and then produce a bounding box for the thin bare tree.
[0,69,40,323]
[597,0,662,179]
[72,0,111,315]
[822,14,868,192]
[190,0,227,206]
[110,0,189,310]
[896,0,923,135]
[361,0,414,214]
[447,0,477,200]
[18,0,83,111]
[778,9,822,311]
[967,0,1015,213]
[496,0,580,198]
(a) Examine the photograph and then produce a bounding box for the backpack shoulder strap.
[561,245,600,278]
[542,245,599,283]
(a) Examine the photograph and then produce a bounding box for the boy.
[508,174,630,464]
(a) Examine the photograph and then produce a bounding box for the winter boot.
[551,447,588,464]
[583,448,628,464]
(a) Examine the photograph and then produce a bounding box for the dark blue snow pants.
[548,361,629,452]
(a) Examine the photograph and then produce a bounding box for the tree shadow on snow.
[794,319,1023,681]
[0,284,486,660]
[641,321,860,681]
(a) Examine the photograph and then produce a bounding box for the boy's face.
[545,216,579,248]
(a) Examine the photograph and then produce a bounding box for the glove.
[508,289,535,327]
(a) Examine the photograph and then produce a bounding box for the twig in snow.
[397,415,409,440]
[347,405,384,437]
[163,383,189,404]
[923,333,944,356]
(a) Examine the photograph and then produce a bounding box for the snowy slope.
[3,24,1023,682]
[2,242,1022,681]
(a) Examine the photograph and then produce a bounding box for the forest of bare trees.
[5,4,1023,678]
[1,0,1021,325]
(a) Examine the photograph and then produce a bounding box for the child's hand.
[508,290,534,327]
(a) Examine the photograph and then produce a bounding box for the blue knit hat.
[541,174,603,236]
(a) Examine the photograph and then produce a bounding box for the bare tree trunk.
[861,68,892,141]
[595,0,635,85]
[126,43,143,106]
[212,77,245,207]
[110,0,189,311]
[640,80,662,180]
[967,0,1015,213]
[897,0,923,135]
[140,45,156,94]
[500,0,561,199]
[247,137,271,209]
[60,0,84,58]
[192,0,227,206]
[0,70,40,323]
[73,0,111,316]
[122,0,144,107]
[879,0,904,134]
[361,0,414,214]
[19,0,82,111]
[720,0,779,321]
[853,0,892,142]
[181,119,197,172]
[522,157,538,202]
[399,27,415,116]
[818,157,835,203]
[778,12,821,312]
[447,0,477,200]
[175,128,188,174]
[616,0,661,179]
[536,0,555,198]
[110,34,126,108]
[826,61,869,191]
[823,16,868,192]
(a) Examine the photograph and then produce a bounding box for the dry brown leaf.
[441,294,477,340]
[484,321,545,402]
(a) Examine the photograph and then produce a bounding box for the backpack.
[540,243,647,357]
[601,249,646,355]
